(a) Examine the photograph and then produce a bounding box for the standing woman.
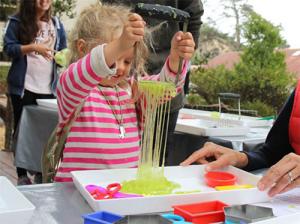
[4,0,67,185]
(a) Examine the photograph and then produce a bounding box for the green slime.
[121,165,180,196]
[121,81,180,196]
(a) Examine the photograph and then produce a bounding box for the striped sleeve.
[142,57,189,94]
[56,44,116,123]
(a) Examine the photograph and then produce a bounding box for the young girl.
[4,0,67,185]
[55,3,195,182]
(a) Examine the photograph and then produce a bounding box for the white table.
[175,109,272,151]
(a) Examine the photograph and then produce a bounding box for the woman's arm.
[243,90,295,171]
[3,19,23,58]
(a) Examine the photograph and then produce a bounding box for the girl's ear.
[77,39,87,58]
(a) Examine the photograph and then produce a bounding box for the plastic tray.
[0,176,35,223]
[71,165,270,215]
[179,109,273,128]
[175,119,249,136]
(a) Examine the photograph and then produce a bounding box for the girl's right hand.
[180,142,249,171]
[119,13,145,51]
[34,44,54,61]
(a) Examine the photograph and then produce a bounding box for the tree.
[233,12,295,112]
[52,0,76,19]
[0,0,17,21]
[222,0,253,50]
[189,11,295,116]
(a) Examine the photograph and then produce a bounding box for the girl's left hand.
[257,153,300,197]
[170,31,195,61]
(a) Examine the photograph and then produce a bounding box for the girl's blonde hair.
[68,3,149,76]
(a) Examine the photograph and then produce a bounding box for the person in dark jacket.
[181,82,300,197]
[4,0,67,185]
[101,0,204,165]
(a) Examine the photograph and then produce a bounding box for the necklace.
[98,85,126,139]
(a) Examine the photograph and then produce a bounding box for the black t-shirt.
[243,90,295,171]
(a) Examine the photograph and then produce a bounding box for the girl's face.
[36,0,52,13]
[99,48,134,87]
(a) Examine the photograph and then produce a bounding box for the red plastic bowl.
[173,200,228,224]
[204,171,236,187]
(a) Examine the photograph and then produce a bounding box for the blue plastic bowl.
[82,211,124,224]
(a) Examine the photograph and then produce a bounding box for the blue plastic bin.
[82,211,124,224]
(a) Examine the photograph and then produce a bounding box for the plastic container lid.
[204,171,236,187]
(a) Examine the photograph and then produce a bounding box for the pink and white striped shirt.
[55,44,188,182]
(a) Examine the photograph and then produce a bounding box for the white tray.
[179,109,273,128]
[71,165,270,215]
[176,118,250,136]
[254,213,300,224]
[36,99,58,110]
[0,176,35,223]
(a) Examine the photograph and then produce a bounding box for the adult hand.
[34,44,54,61]
[119,13,145,51]
[180,142,248,171]
[257,153,300,197]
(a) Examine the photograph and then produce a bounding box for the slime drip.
[121,81,179,196]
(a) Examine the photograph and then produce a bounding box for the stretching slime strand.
[122,81,180,195]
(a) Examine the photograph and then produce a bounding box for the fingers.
[280,176,300,194]
[42,51,53,61]
[206,155,232,171]
[172,32,195,59]
[180,147,211,166]
[268,163,300,197]
[258,153,297,192]
[128,13,145,38]
[257,153,300,197]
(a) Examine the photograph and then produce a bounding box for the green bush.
[189,12,296,115]
[190,65,236,105]
[0,65,9,93]
[242,100,275,117]
[0,65,9,81]
[186,93,206,106]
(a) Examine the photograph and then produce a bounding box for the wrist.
[104,40,129,67]
[169,52,180,71]
[235,152,249,168]
[31,44,37,51]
